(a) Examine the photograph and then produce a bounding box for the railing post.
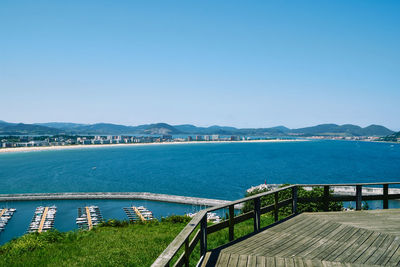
[254,197,261,232]
[229,205,235,241]
[274,192,279,222]
[292,186,298,214]
[383,184,389,209]
[356,185,362,211]
[200,214,207,257]
[184,238,189,267]
[323,185,330,211]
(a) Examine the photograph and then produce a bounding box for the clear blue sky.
[1,1,399,130]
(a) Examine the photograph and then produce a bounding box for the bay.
[0,140,399,244]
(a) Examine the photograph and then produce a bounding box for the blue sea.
[0,140,400,244]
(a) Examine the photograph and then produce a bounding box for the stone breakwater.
[0,192,239,208]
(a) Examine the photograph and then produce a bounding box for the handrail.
[207,185,295,212]
[152,182,400,267]
[152,210,207,267]
[297,182,400,186]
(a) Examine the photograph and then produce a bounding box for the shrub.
[242,184,343,215]
[161,215,191,224]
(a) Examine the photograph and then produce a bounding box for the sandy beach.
[0,139,307,154]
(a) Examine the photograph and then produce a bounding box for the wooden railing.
[152,182,400,267]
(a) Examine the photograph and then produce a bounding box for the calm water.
[0,140,400,244]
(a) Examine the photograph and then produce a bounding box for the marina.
[76,206,103,230]
[0,208,16,233]
[124,206,154,222]
[28,206,57,233]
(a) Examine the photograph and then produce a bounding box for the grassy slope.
[0,215,275,267]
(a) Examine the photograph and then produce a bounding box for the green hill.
[0,123,62,135]
[291,124,393,136]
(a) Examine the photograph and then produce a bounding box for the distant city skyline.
[1,1,399,130]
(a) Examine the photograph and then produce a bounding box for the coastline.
[0,139,307,154]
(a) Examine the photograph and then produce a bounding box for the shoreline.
[0,139,307,154]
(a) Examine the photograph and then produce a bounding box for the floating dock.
[123,206,154,222]
[76,206,102,230]
[28,206,57,233]
[0,208,16,233]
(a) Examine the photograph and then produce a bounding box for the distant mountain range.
[0,120,395,137]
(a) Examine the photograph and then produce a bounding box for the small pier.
[123,206,154,222]
[28,206,57,233]
[76,206,102,230]
[0,208,16,233]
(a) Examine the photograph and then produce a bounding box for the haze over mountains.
[0,120,395,137]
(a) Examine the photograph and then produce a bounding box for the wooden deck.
[203,209,400,266]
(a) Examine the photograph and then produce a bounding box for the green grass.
[0,215,276,267]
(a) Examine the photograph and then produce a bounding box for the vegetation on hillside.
[379,131,400,142]
[0,215,275,267]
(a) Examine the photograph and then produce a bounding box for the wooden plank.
[208,220,229,234]
[173,229,199,266]
[229,205,235,241]
[0,208,6,217]
[298,182,400,186]
[238,254,248,267]
[152,210,207,267]
[274,192,279,222]
[284,257,295,267]
[133,206,146,222]
[292,186,298,214]
[264,256,273,267]
[302,258,317,267]
[207,185,295,212]
[327,229,372,262]
[38,207,49,233]
[247,255,257,267]
[270,221,338,257]
[86,207,93,230]
[374,236,400,265]
[228,254,239,267]
[385,244,400,266]
[320,228,366,262]
[216,253,231,267]
[356,185,362,211]
[323,186,330,211]
[341,231,380,263]
[200,252,211,267]
[352,233,387,264]
[293,257,304,267]
[237,217,323,255]
[275,257,285,267]
[256,256,266,267]
[301,225,354,259]
[223,215,313,255]
[364,235,395,265]
[250,218,330,256]
[281,222,346,258]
